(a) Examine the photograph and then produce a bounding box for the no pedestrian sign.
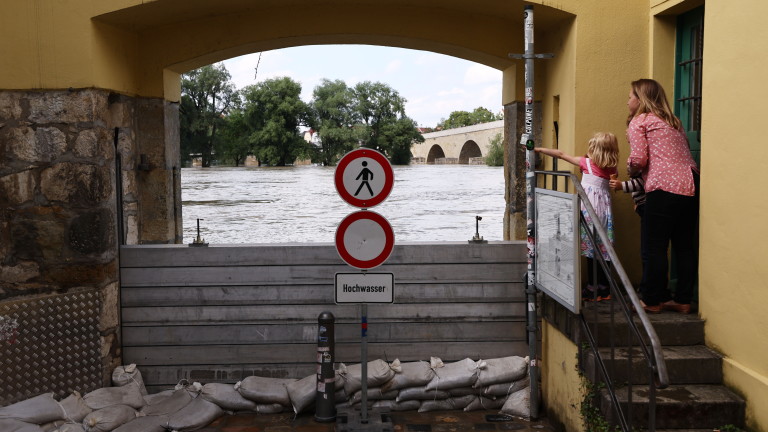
[335,148,394,208]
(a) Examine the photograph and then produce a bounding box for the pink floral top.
[627,113,698,196]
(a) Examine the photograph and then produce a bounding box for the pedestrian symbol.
[354,161,375,197]
[335,149,394,209]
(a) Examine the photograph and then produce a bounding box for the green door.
[675,6,704,165]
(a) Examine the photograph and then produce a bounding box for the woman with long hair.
[626,79,699,314]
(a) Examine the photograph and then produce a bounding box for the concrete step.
[600,384,746,430]
[583,345,723,385]
[581,301,705,346]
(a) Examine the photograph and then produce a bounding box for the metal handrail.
[535,170,669,431]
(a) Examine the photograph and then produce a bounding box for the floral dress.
[579,158,615,260]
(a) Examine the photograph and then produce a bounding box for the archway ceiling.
[94,0,573,74]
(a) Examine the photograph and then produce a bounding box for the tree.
[308,79,359,166]
[180,63,238,167]
[217,109,251,166]
[485,132,504,166]
[437,107,502,130]
[242,77,309,166]
[352,81,424,164]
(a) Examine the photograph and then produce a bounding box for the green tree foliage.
[352,81,424,164]
[437,106,502,130]
[485,132,504,166]
[307,79,359,166]
[242,77,310,166]
[217,109,251,166]
[180,63,238,167]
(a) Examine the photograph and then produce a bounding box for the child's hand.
[609,175,621,191]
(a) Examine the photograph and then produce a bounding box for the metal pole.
[360,303,368,423]
[522,5,540,420]
[315,312,336,422]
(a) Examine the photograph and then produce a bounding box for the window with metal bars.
[675,6,704,164]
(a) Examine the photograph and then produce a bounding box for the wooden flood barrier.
[119,242,527,393]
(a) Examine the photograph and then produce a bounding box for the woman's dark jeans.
[641,187,699,306]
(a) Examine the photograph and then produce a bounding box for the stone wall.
[0,88,181,388]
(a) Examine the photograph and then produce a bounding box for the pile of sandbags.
[328,356,532,418]
[0,355,532,431]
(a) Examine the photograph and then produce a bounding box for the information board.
[535,188,581,313]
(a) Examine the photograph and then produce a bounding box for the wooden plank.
[123,341,529,367]
[121,303,525,325]
[121,321,527,346]
[120,242,526,268]
[120,262,524,287]
[120,283,526,307]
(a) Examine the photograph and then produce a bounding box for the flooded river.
[181,164,506,244]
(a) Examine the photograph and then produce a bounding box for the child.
[535,132,619,301]
[610,172,647,295]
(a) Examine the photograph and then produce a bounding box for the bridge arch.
[427,145,447,164]
[459,140,483,164]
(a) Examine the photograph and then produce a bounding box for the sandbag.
[447,387,482,397]
[55,424,86,432]
[349,388,398,405]
[380,360,434,392]
[139,388,194,416]
[201,383,257,412]
[112,415,168,432]
[338,360,396,396]
[142,390,174,406]
[474,356,529,388]
[0,394,65,424]
[464,396,505,412]
[500,387,530,420]
[41,419,66,432]
[482,377,530,398]
[395,387,450,402]
[83,382,144,410]
[164,396,224,432]
[418,395,476,413]
[425,358,479,391]
[0,418,45,432]
[235,377,296,406]
[256,404,286,415]
[82,405,137,432]
[285,374,316,414]
[371,399,421,412]
[59,392,92,423]
[111,364,148,396]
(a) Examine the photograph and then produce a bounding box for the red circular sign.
[335,148,394,208]
[335,211,395,269]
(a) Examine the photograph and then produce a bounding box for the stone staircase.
[580,302,746,431]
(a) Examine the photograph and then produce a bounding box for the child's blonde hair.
[587,132,619,169]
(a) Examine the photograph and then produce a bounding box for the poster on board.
[535,189,580,313]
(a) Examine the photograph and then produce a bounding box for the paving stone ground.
[198,410,557,432]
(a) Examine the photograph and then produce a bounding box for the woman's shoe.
[662,300,692,314]
[631,301,662,314]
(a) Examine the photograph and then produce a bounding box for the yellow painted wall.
[541,322,584,432]
[695,1,768,430]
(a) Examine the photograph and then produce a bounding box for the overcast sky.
[222,45,503,128]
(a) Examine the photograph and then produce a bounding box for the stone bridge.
[412,120,504,164]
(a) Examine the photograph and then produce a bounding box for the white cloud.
[464,63,501,85]
[384,59,403,74]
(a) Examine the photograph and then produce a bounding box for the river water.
[181,164,506,244]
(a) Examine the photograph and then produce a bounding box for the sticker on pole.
[335,210,395,269]
[335,272,394,304]
[335,148,394,208]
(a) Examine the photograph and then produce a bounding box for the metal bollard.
[315,311,336,422]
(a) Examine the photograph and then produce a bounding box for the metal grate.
[0,290,102,406]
